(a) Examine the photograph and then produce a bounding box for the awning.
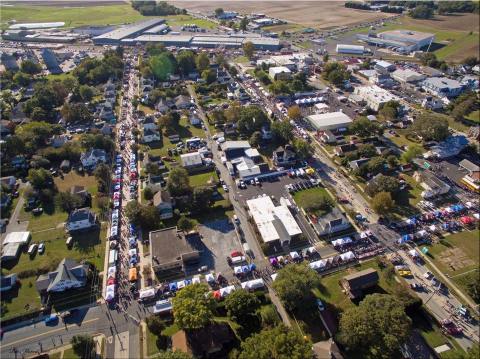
[205,273,215,283]
[192,275,201,284]
[271,273,278,281]
[177,280,186,289]
[169,282,178,291]
[408,249,418,257]
[290,251,300,259]
[139,288,155,299]
[219,285,235,297]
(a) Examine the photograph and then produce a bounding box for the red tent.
[212,290,221,300]
[107,277,116,286]
[460,216,474,225]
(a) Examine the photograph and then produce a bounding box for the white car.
[222,184,229,192]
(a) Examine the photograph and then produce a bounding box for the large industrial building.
[352,85,400,111]
[307,112,353,132]
[357,29,434,53]
[336,44,365,55]
[93,18,166,45]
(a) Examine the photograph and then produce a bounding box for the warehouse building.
[144,24,170,35]
[307,112,353,132]
[336,44,365,55]
[246,196,302,247]
[357,29,434,53]
[353,85,400,111]
[391,68,425,83]
[93,18,165,45]
[374,60,395,74]
[2,29,76,43]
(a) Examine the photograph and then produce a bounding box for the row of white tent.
[309,251,356,270]
[294,97,325,105]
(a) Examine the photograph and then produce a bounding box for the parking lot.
[185,219,243,280]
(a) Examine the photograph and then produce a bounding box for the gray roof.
[68,207,95,223]
[45,258,88,292]
[459,159,479,173]
[94,18,165,41]
[343,268,379,290]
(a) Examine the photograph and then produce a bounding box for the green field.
[164,15,217,29]
[62,348,81,359]
[466,110,480,124]
[189,170,218,188]
[293,187,333,216]
[0,4,148,29]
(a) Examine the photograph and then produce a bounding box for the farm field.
[0,3,148,29]
[170,1,397,29]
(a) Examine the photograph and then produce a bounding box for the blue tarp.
[169,282,177,291]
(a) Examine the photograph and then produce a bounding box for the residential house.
[153,190,173,220]
[459,159,479,177]
[155,98,172,114]
[422,77,464,98]
[413,171,451,199]
[142,128,161,143]
[70,185,91,207]
[51,134,68,148]
[66,207,97,232]
[80,149,107,169]
[349,158,370,170]
[0,274,17,292]
[143,153,166,171]
[180,152,204,169]
[341,268,379,299]
[0,120,12,137]
[320,130,337,144]
[422,96,443,111]
[216,69,231,84]
[35,258,89,294]
[189,114,202,127]
[101,123,113,136]
[272,145,296,167]
[141,116,157,131]
[335,143,357,157]
[174,95,192,110]
[312,207,352,237]
[269,66,292,81]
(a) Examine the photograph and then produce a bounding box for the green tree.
[146,315,165,336]
[150,53,176,81]
[237,106,268,135]
[79,85,95,102]
[224,289,260,321]
[143,187,154,201]
[61,103,92,124]
[249,131,262,147]
[387,155,398,168]
[272,263,320,311]
[287,105,302,120]
[401,144,423,163]
[214,8,224,17]
[201,69,217,84]
[409,5,434,19]
[371,191,395,214]
[367,157,386,175]
[27,168,53,190]
[93,163,110,194]
[172,283,215,330]
[293,138,313,160]
[177,215,195,232]
[157,351,193,359]
[337,294,411,359]
[242,41,255,60]
[192,186,214,211]
[71,334,95,359]
[238,325,313,359]
[349,117,383,138]
[55,192,83,213]
[167,167,191,197]
[13,71,31,86]
[271,121,294,145]
[379,101,400,121]
[366,174,400,197]
[410,113,449,142]
[176,50,196,76]
[195,52,210,72]
[239,17,249,31]
[158,111,180,134]
[20,60,42,75]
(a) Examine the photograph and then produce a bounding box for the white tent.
[241,278,264,290]
[465,201,474,209]
[408,249,418,257]
[192,275,201,284]
[290,251,300,259]
[104,284,115,301]
[139,288,155,300]
[219,285,236,297]
[234,266,243,275]
[429,225,436,232]
[107,266,116,278]
[271,273,278,281]
[306,246,317,254]
[473,213,480,220]
[177,280,186,289]
[416,230,427,238]
[360,232,368,239]
[128,248,137,257]
[205,273,215,283]
[340,251,355,261]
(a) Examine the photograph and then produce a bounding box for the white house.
[414,171,451,199]
[153,190,173,219]
[269,66,292,81]
[141,116,157,131]
[35,258,88,293]
[142,129,161,143]
[66,207,97,232]
[180,152,203,168]
[80,149,107,169]
[422,77,464,98]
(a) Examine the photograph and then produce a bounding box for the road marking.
[2,318,100,348]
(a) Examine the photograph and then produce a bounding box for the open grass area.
[189,170,218,187]
[293,187,333,216]
[0,275,42,321]
[262,23,304,33]
[233,55,249,64]
[466,110,480,124]
[63,348,81,359]
[164,14,217,29]
[48,352,62,359]
[0,4,148,29]
[55,172,98,196]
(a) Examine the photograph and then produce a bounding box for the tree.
[237,106,268,135]
[157,351,193,359]
[272,263,320,311]
[71,334,95,359]
[271,121,294,145]
[323,53,329,62]
[293,139,313,160]
[242,41,255,60]
[79,85,95,102]
[409,5,434,19]
[94,163,110,194]
[401,144,423,163]
[172,283,215,330]
[13,71,31,86]
[146,315,165,336]
[61,103,92,124]
[192,186,214,211]
[239,17,249,31]
[379,101,400,121]
[177,216,195,232]
[150,53,176,81]
[195,52,210,72]
[463,56,479,67]
[337,294,411,359]
[167,167,191,197]
[143,187,154,201]
[322,62,350,85]
[176,50,196,76]
[287,105,302,120]
[238,325,313,359]
[214,8,224,17]
[201,69,216,84]
[55,192,83,213]
[367,157,386,175]
[27,168,53,190]
[366,174,400,197]
[349,117,383,138]
[371,191,395,214]
[410,113,449,142]
[20,60,42,75]
[224,289,260,322]
[387,155,398,168]
[249,131,262,147]
[158,111,180,134]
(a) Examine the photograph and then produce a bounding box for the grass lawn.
[189,170,218,188]
[55,172,98,196]
[233,55,249,64]
[425,230,479,278]
[146,327,161,357]
[164,15,217,29]
[262,23,304,33]
[465,110,480,124]
[63,348,81,359]
[389,129,422,150]
[297,40,313,49]
[293,187,333,216]
[19,206,68,232]
[0,4,148,29]
[138,104,155,115]
[0,276,42,321]
[48,352,62,359]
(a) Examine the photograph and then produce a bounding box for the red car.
[441,319,463,336]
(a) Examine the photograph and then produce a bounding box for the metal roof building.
[93,18,165,45]
[336,44,365,54]
[307,112,353,131]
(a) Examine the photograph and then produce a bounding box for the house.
[180,152,203,169]
[1,176,16,190]
[335,143,357,157]
[153,190,173,220]
[1,231,31,262]
[273,145,296,167]
[349,158,370,170]
[341,268,379,299]
[101,123,113,136]
[413,171,451,199]
[174,95,192,109]
[312,207,352,237]
[141,116,157,131]
[231,157,262,179]
[269,66,292,81]
[143,153,166,171]
[189,114,202,126]
[80,149,106,169]
[459,159,479,177]
[374,60,396,74]
[0,119,12,137]
[422,96,443,110]
[172,323,235,358]
[66,207,97,232]
[320,130,337,144]
[142,129,161,143]
[70,185,91,207]
[35,258,89,294]
[51,135,68,148]
[0,274,17,292]
[422,77,464,98]
[155,98,172,114]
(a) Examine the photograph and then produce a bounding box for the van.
[27,244,38,255]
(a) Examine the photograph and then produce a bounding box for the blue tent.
[443,223,450,230]
[169,282,177,291]
[249,264,256,271]
[184,279,192,286]
[241,265,250,273]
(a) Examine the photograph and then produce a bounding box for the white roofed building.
[269,66,292,81]
[307,112,353,132]
[246,196,302,247]
[392,68,425,83]
[353,85,400,111]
